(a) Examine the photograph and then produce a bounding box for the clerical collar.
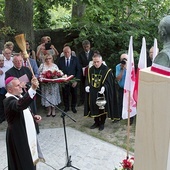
[13,65,21,70]
[5,92,22,99]
[15,95,22,99]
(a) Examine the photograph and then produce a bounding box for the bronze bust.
[153,15,170,67]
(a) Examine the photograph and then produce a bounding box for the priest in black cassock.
[4,76,44,170]
[84,53,119,131]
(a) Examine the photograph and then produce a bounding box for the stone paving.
[0,97,134,170]
[0,127,130,170]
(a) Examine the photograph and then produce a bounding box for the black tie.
[66,59,69,67]
[86,52,89,59]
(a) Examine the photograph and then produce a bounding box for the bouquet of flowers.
[39,69,74,83]
[114,157,134,170]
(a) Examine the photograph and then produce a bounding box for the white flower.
[58,70,64,76]
[62,74,67,78]
[129,158,134,165]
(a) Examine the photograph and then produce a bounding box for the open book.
[18,74,30,83]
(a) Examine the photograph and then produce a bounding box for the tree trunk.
[72,0,86,19]
[4,0,34,49]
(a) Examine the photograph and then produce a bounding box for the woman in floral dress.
[39,53,61,117]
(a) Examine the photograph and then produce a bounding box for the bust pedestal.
[134,67,170,170]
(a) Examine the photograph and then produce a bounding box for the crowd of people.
[0,36,157,169]
[0,37,157,125]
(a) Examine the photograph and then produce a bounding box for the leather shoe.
[90,123,99,129]
[72,108,77,113]
[99,124,104,131]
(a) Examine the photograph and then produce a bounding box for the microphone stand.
[36,89,80,170]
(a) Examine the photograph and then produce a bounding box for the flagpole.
[126,90,131,159]
[122,36,137,159]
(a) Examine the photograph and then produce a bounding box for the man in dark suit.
[58,46,81,113]
[78,40,94,106]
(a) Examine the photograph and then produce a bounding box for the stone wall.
[34,28,80,55]
[1,28,80,55]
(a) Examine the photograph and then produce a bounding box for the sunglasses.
[46,58,52,60]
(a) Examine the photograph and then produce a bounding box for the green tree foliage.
[0,0,5,23]
[33,0,72,29]
[2,0,170,69]
[32,0,170,69]
[66,0,170,69]
[0,26,16,36]
[33,0,52,29]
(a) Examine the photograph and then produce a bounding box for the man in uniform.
[84,53,118,131]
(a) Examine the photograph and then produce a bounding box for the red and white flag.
[152,38,158,62]
[133,37,147,102]
[122,36,137,119]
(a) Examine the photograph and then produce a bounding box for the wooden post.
[134,67,170,170]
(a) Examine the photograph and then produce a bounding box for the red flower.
[42,70,63,79]
[53,70,62,77]
[45,70,52,78]
[121,157,134,169]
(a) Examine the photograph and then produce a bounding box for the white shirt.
[23,60,28,67]
[28,87,36,98]
[4,57,13,68]
[0,65,10,88]
[65,56,71,66]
